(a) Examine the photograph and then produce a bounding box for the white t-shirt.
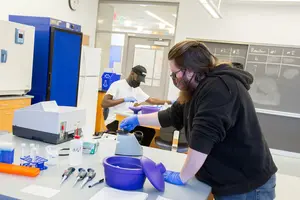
[105,79,150,125]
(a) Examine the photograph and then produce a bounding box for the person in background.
[101,65,172,146]
[232,62,244,70]
[120,40,277,200]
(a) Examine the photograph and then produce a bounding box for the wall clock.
[69,0,80,11]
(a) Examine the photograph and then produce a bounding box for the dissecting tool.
[80,168,96,189]
[60,167,75,185]
[73,168,87,187]
[88,178,104,188]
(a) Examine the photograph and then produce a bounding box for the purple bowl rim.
[103,156,144,175]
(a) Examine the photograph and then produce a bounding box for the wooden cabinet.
[95,91,106,133]
[0,97,31,133]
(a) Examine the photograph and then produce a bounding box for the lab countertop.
[0,133,211,200]
[0,95,34,100]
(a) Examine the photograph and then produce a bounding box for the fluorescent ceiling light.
[145,11,174,28]
[135,45,151,49]
[199,0,222,19]
[172,14,177,18]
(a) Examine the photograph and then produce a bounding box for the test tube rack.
[20,155,48,170]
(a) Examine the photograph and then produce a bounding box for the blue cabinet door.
[48,27,82,107]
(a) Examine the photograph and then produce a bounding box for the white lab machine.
[0,20,35,96]
[115,133,143,157]
[13,101,86,144]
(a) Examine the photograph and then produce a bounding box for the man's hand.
[163,170,185,186]
[124,97,137,103]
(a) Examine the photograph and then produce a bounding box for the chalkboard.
[204,41,248,66]
[246,45,300,114]
[200,40,300,115]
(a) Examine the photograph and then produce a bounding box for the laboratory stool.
[154,127,188,153]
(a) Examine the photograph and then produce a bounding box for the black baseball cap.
[132,65,147,82]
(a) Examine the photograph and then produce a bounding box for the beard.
[178,90,193,104]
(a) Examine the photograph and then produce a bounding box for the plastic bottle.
[35,144,39,156]
[69,125,83,166]
[20,143,26,165]
[31,147,37,163]
[29,144,35,159]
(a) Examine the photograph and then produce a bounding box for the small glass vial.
[20,143,26,165]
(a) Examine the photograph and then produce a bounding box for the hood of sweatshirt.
[206,64,254,90]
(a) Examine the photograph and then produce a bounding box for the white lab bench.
[0,132,211,200]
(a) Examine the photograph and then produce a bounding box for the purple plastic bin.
[103,156,146,190]
[129,106,142,114]
[141,106,161,114]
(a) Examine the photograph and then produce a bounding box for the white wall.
[168,1,300,100]
[0,0,99,46]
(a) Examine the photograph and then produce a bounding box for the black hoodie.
[158,64,277,196]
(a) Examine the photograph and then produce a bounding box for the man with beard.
[101,65,172,146]
[120,41,277,200]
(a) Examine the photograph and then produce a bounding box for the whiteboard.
[200,40,300,115]
[246,45,300,114]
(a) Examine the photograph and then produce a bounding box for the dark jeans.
[214,175,276,200]
[106,120,155,147]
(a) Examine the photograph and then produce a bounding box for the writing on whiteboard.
[250,48,267,54]
[286,51,295,56]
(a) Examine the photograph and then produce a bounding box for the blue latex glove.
[124,97,137,103]
[120,115,140,131]
[163,171,185,186]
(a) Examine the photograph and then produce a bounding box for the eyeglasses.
[170,69,184,79]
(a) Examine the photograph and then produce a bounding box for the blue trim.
[0,194,19,200]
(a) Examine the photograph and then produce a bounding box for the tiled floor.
[273,154,300,177]
[272,153,300,199]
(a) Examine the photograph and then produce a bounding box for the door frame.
[122,33,174,100]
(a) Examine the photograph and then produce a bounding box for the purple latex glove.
[163,170,185,186]
[120,115,140,131]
